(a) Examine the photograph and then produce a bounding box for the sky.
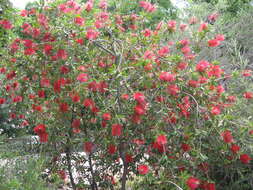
[10,0,188,9]
[10,0,36,9]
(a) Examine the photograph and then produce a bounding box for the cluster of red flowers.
[33,124,48,142]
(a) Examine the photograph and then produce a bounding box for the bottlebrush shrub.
[0,0,252,189]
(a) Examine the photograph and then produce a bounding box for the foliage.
[188,0,252,15]
[0,0,253,190]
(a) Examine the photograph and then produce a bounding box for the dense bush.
[0,0,252,189]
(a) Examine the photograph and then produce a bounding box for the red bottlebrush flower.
[54,80,61,93]
[242,70,252,77]
[107,144,117,155]
[186,177,200,190]
[21,120,29,127]
[179,39,189,46]
[39,133,48,143]
[207,65,223,78]
[83,98,95,109]
[206,183,216,190]
[111,124,122,137]
[134,104,146,115]
[125,153,133,163]
[215,34,225,41]
[211,106,221,115]
[240,154,251,164]
[143,50,155,60]
[56,49,68,60]
[74,16,85,26]
[138,164,149,175]
[60,65,70,74]
[181,45,191,55]
[139,1,156,12]
[0,19,13,29]
[167,84,180,96]
[157,46,170,57]
[72,118,81,128]
[40,78,50,87]
[0,67,6,73]
[156,135,167,145]
[59,102,69,112]
[156,21,163,31]
[143,29,152,37]
[243,92,253,99]
[180,23,187,31]
[208,12,219,22]
[167,20,176,31]
[131,114,142,124]
[188,80,199,88]
[9,113,16,119]
[181,143,191,152]
[102,113,111,121]
[83,141,94,153]
[71,94,80,103]
[101,120,107,128]
[77,73,88,82]
[24,48,36,55]
[196,60,210,72]
[34,124,46,135]
[133,92,146,104]
[43,44,53,55]
[230,144,240,154]
[208,39,220,47]
[177,62,188,70]
[98,81,108,93]
[227,95,236,103]
[38,90,45,98]
[159,72,176,82]
[198,22,208,32]
[12,96,23,103]
[76,38,84,45]
[221,130,234,143]
[6,70,16,80]
[0,98,6,104]
[99,0,108,9]
[85,1,93,12]
[132,139,145,145]
[86,28,99,40]
[144,63,153,71]
[121,94,129,100]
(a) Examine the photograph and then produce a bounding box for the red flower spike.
[208,39,220,47]
[59,102,69,112]
[111,124,122,137]
[186,177,200,190]
[102,113,111,121]
[221,130,234,143]
[230,144,240,154]
[159,72,176,82]
[77,73,88,82]
[181,143,191,152]
[240,154,251,164]
[156,135,167,145]
[84,141,94,153]
[125,153,133,163]
[138,164,149,175]
[107,144,117,155]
